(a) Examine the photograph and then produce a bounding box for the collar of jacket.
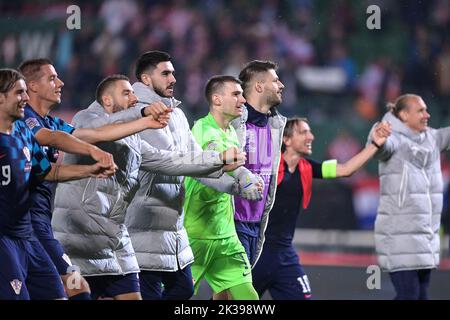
[382,111,426,144]
[132,82,182,108]
[245,103,271,127]
[86,100,107,114]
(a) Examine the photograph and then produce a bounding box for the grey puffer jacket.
[230,105,286,267]
[370,111,450,272]
[52,101,225,276]
[125,83,238,272]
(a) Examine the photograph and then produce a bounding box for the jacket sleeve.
[139,140,224,177]
[436,127,450,151]
[366,122,398,161]
[73,107,143,128]
[195,174,239,194]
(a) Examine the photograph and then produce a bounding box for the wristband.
[372,140,381,149]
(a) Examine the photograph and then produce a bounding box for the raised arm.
[34,128,114,169]
[43,162,115,182]
[72,111,171,144]
[336,121,392,178]
[72,101,172,144]
[140,141,245,178]
[436,126,450,152]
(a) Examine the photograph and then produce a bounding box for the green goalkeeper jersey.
[184,113,239,240]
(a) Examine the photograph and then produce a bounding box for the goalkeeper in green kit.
[184,76,263,300]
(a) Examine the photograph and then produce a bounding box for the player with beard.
[52,74,244,300]
[18,59,172,300]
[125,51,260,300]
[230,60,287,269]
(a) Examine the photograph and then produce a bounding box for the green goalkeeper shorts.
[190,235,253,294]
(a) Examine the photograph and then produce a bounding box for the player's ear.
[102,94,113,108]
[255,81,263,93]
[27,80,38,93]
[398,109,408,122]
[141,74,152,87]
[212,93,221,106]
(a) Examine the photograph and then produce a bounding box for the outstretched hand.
[89,147,116,171]
[372,121,392,147]
[88,162,116,178]
[233,167,264,201]
[142,101,173,128]
[239,172,264,201]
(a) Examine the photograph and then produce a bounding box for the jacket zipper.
[398,163,408,208]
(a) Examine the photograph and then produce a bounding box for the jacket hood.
[132,82,181,108]
[381,111,426,144]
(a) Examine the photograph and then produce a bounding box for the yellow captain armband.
[322,159,337,179]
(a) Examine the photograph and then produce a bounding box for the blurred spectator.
[328,42,357,90]
[99,0,138,35]
[404,25,437,95]
[2,0,450,232]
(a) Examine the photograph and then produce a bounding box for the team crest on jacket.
[10,279,22,295]
[205,141,218,151]
[25,117,39,131]
[22,146,31,162]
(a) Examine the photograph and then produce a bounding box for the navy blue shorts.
[0,235,66,300]
[38,238,72,275]
[139,266,194,300]
[252,245,312,300]
[86,273,140,299]
[236,231,258,266]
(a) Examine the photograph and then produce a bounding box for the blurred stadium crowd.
[1,0,449,230]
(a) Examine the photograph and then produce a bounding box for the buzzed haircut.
[95,74,130,105]
[204,75,242,105]
[238,60,278,96]
[135,50,171,82]
[18,58,53,82]
[0,68,25,94]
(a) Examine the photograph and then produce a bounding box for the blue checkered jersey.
[21,104,75,238]
[0,121,51,238]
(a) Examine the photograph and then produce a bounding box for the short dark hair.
[386,94,421,119]
[282,116,309,152]
[18,58,53,82]
[135,50,171,81]
[95,74,130,105]
[0,68,25,94]
[238,60,278,96]
[204,75,242,105]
